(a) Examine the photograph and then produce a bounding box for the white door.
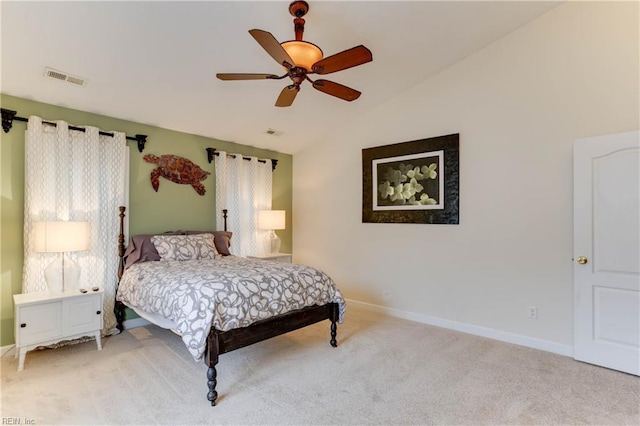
[574,130,640,375]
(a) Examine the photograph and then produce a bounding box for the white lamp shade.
[33,221,89,253]
[258,210,286,230]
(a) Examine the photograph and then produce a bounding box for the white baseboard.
[4,305,570,357]
[346,298,573,357]
[1,344,15,358]
[123,317,151,329]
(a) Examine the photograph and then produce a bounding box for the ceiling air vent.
[266,128,283,136]
[44,67,88,87]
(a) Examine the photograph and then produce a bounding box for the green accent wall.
[0,94,293,346]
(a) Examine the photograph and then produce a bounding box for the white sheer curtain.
[215,151,272,257]
[22,116,129,334]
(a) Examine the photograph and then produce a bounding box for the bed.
[113,207,345,406]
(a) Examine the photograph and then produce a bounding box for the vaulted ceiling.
[1,1,559,154]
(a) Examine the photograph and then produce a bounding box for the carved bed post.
[330,303,339,347]
[222,209,228,232]
[115,206,127,332]
[205,331,220,406]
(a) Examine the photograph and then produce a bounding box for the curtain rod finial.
[135,135,147,153]
[1,109,17,133]
[206,147,217,164]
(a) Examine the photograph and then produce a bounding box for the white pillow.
[151,234,218,261]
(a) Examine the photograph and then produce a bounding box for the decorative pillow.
[185,230,233,256]
[124,230,233,268]
[123,231,183,269]
[213,231,232,256]
[151,234,218,261]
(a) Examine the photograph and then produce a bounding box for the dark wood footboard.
[205,302,339,406]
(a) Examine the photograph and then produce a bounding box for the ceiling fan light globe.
[280,41,323,72]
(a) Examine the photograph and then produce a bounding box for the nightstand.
[247,253,292,263]
[13,289,104,371]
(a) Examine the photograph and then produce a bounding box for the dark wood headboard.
[116,206,229,281]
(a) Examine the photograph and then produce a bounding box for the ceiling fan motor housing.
[288,67,307,85]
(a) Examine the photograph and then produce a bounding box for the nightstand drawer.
[17,301,62,345]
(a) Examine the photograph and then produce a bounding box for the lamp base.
[268,231,282,254]
[44,255,80,293]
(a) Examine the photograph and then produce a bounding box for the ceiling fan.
[216,0,373,107]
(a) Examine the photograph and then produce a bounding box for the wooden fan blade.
[312,45,372,75]
[275,85,299,107]
[249,29,295,69]
[217,73,278,80]
[312,79,361,102]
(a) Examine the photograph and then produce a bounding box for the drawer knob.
[96,310,102,315]
[20,323,26,328]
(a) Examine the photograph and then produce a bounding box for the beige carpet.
[1,304,638,425]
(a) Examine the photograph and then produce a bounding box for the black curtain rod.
[1,108,148,153]
[206,147,278,171]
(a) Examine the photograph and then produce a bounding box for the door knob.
[577,256,588,265]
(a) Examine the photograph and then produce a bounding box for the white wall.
[293,2,639,351]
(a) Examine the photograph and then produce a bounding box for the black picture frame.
[362,133,459,224]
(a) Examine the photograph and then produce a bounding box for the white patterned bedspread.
[116,256,346,360]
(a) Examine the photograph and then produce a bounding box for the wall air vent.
[44,67,88,87]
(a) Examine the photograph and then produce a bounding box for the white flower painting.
[372,151,444,211]
[362,133,459,224]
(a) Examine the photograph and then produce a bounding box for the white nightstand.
[13,288,104,371]
[247,253,292,263]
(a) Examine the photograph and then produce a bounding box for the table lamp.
[258,210,286,254]
[34,221,89,293]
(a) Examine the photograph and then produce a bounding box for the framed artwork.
[362,133,459,224]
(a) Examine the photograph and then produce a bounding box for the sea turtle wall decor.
[143,154,210,196]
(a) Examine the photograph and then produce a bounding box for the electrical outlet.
[528,306,537,319]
